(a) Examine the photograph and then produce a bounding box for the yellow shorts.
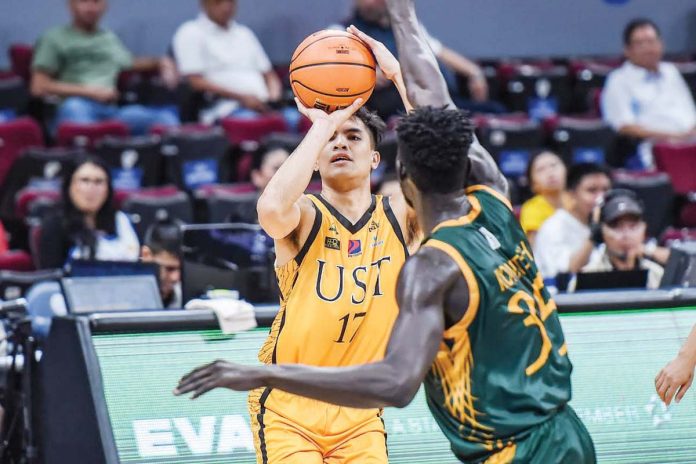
[249,388,388,464]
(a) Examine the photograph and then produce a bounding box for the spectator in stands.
[173,0,298,128]
[141,217,182,308]
[251,142,290,192]
[38,156,139,269]
[226,142,290,223]
[601,19,696,158]
[519,150,569,245]
[334,0,505,119]
[582,189,667,289]
[30,0,179,135]
[534,163,612,280]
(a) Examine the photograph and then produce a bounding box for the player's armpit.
[466,140,510,198]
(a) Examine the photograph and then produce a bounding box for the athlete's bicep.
[382,248,459,406]
[272,197,318,266]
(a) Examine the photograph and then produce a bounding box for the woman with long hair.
[38,156,139,268]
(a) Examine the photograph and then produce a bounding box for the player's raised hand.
[655,354,695,405]
[174,360,266,399]
[295,97,364,129]
[347,25,401,81]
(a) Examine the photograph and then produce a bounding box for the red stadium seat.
[150,123,211,137]
[652,142,696,195]
[8,43,33,83]
[0,117,44,187]
[660,227,696,247]
[56,120,129,149]
[220,114,288,145]
[113,184,180,210]
[0,250,35,272]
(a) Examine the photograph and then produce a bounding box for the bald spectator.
[602,18,696,165]
[31,0,179,135]
[173,0,299,128]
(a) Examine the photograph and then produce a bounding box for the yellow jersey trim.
[431,196,482,234]
[466,184,513,211]
[424,239,480,337]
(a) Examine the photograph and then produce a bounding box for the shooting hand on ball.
[295,97,364,131]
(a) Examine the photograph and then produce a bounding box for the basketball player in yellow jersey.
[177,29,416,464]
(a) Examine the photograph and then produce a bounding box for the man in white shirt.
[602,18,696,142]
[534,163,612,280]
[173,0,288,125]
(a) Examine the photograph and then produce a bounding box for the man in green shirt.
[31,0,179,135]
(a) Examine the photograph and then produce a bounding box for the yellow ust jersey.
[251,193,408,430]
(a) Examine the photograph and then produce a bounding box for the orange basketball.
[289,30,376,113]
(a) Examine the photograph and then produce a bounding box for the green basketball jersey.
[422,185,572,462]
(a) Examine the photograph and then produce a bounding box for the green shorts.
[463,405,596,464]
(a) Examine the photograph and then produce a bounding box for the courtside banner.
[92,309,696,463]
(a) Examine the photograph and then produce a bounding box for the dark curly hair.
[354,107,386,148]
[396,106,475,194]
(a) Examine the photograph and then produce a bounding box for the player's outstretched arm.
[174,247,461,408]
[257,98,364,239]
[387,0,508,196]
[387,0,454,109]
[656,324,696,405]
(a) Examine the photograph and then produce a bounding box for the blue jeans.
[56,97,180,135]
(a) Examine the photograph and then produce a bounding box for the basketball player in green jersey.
[175,1,595,462]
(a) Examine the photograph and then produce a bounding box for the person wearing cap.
[582,189,669,289]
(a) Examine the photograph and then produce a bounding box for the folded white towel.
[185,298,258,334]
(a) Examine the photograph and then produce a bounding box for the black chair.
[161,128,231,190]
[198,190,259,224]
[94,135,164,190]
[613,170,675,238]
[551,117,617,166]
[0,147,82,220]
[121,190,193,240]
[478,118,545,178]
[503,65,573,116]
[0,75,29,119]
[0,269,63,300]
